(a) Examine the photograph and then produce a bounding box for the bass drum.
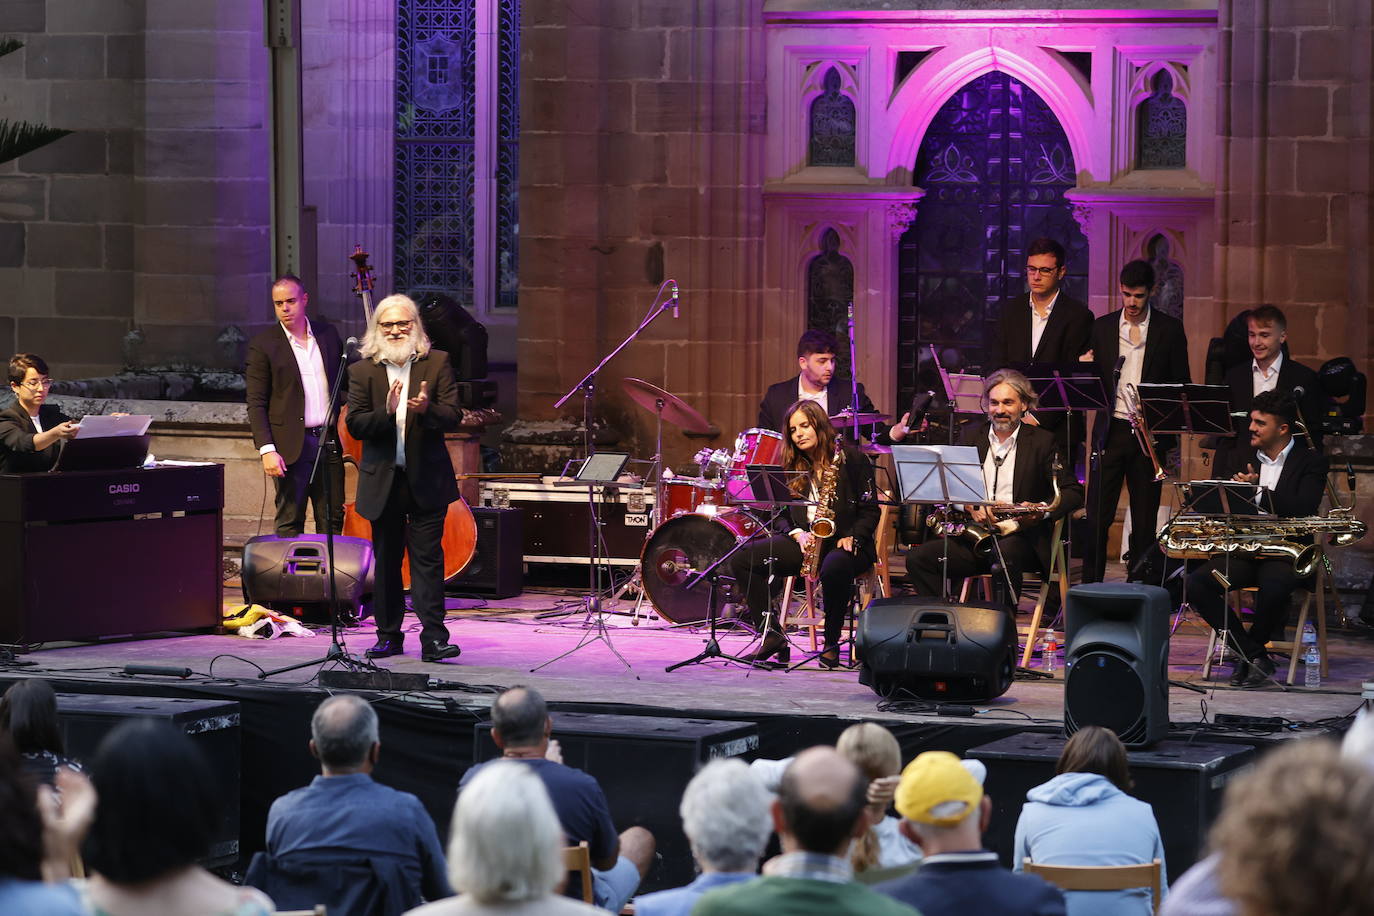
[641,509,761,624]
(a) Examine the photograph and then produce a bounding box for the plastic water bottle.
[1302,622,1320,688]
[1043,629,1058,674]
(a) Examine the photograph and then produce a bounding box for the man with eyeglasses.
[0,353,80,472]
[345,295,463,663]
[245,275,348,537]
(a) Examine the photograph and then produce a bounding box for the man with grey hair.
[257,694,452,912]
[694,746,917,915]
[905,367,1082,606]
[460,686,655,913]
[346,293,463,662]
[633,759,771,916]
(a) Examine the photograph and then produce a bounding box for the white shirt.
[1256,437,1295,495]
[384,359,412,469]
[29,414,42,433]
[1114,308,1152,419]
[259,323,330,456]
[1029,289,1060,357]
[796,377,827,417]
[1252,351,1283,396]
[984,424,1020,504]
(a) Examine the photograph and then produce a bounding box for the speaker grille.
[1065,648,1147,744]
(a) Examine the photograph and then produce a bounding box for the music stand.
[534,452,639,676]
[1136,383,1234,440]
[892,444,1001,600]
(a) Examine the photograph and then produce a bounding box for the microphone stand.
[260,339,369,679]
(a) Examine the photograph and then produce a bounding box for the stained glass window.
[1137,70,1187,170]
[809,68,856,167]
[807,229,855,378]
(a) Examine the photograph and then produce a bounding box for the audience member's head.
[0,678,64,757]
[310,694,380,774]
[837,722,902,783]
[491,686,550,750]
[679,758,772,874]
[1341,709,1374,768]
[447,761,565,904]
[1212,737,1374,916]
[83,719,221,885]
[894,751,990,852]
[1056,725,1132,791]
[0,733,42,882]
[775,746,869,857]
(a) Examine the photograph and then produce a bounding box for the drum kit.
[622,377,889,627]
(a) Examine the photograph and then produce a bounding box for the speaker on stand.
[1064,582,1171,747]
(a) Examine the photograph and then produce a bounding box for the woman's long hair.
[780,399,839,496]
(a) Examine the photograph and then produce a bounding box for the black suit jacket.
[770,441,881,566]
[0,403,71,473]
[988,291,1094,370]
[1089,308,1191,448]
[345,350,461,520]
[960,420,1085,575]
[758,376,891,443]
[1228,443,1328,519]
[1222,357,1325,453]
[245,320,346,465]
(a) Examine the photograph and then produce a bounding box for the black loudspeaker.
[415,291,489,379]
[1064,582,1171,747]
[968,731,1258,883]
[240,534,374,622]
[856,597,1017,702]
[448,507,523,598]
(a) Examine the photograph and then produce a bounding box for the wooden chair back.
[563,842,595,904]
[1022,858,1162,914]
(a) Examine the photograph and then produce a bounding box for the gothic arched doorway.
[897,71,1088,411]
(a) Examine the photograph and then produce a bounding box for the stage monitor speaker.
[240,534,374,622]
[856,597,1016,702]
[415,291,489,380]
[1064,582,1171,747]
[448,507,523,598]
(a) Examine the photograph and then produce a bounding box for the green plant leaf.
[0,120,73,165]
[0,37,22,58]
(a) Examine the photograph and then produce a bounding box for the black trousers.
[1182,555,1301,661]
[906,532,1038,605]
[371,470,450,646]
[728,533,870,649]
[272,429,345,537]
[1084,418,1162,583]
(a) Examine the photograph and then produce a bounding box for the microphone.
[345,336,360,353]
[1292,385,1305,398]
[1113,355,1126,380]
[669,281,679,319]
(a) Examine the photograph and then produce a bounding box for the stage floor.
[13,582,1370,730]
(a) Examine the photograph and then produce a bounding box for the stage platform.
[2,582,1369,892]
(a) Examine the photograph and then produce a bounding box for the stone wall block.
[1266,84,1330,138]
[634,82,699,133]
[143,0,259,32]
[1262,138,1294,192]
[142,129,268,179]
[1294,140,1352,193]
[1267,28,1297,82]
[49,80,141,130]
[638,186,699,237]
[6,0,44,32]
[1263,193,1330,247]
[526,80,632,133]
[1297,29,1347,82]
[145,81,264,130]
[106,34,146,79]
[133,226,268,276]
[0,268,54,316]
[49,175,136,223]
[24,35,105,80]
[104,224,133,270]
[142,178,269,228]
[0,177,47,221]
[47,0,144,34]
[521,28,568,81]
[17,317,126,368]
[135,274,216,323]
[1298,248,1350,304]
[55,269,133,317]
[17,131,106,175]
[602,30,666,80]
[0,318,13,358]
[1268,0,1336,29]
[26,223,103,269]
[145,31,261,81]
[667,28,754,83]
[524,0,633,30]
[0,224,25,268]
[601,133,668,186]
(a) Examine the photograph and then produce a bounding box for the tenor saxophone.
[801,441,842,580]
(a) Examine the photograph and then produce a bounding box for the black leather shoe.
[365,638,404,659]
[1241,654,1276,688]
[745,631,789,667]
[1228,659,1251,687]
[421,641,462,663]
[818,647,841,669]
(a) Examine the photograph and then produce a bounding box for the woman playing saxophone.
[729,399,879,669]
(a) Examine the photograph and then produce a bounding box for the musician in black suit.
[988,237,1094,372]
[1082,260,1192,583]
[906,369,1083,607]
[729,399,880,668]
[245,275,347,537]
[0,353,79,473]
[758,329,912,444]
[1214,305,1325,477]
[346,295,463,662]
[1178,390,1329,687]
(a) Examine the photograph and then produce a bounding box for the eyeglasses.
[19,378,53,391]
[1025,265,1061,277]
[378,320,413,331]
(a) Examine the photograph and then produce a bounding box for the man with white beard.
[345,294,464,662]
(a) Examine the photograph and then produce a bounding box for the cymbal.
[861,443,893,456]
[622,378,713,434]
[830,409,891,426]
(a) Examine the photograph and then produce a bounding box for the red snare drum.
[660,478,724,519]
[726,427,785,500]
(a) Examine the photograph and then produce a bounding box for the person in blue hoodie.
[1013,726,1167,916]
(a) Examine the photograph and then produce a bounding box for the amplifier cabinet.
[480,479,654,566]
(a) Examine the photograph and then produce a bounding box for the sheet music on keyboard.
[74,414,152,438]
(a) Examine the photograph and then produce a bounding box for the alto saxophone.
[801,441,842,580]
[926,459,1064,559]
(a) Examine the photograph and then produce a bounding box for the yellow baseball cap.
[894,750,984,827]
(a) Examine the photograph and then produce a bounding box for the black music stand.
[891,444,1002,600]
[1136,383,1234,441]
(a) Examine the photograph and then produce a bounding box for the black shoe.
[1228,659,1251,687]
[745,631,789,666]
[365,637,404,659]
[1240,655,1276,688]
[818,647,841,669]
[421,641,462,663]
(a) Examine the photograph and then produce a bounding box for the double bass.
[337,245,477,587]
